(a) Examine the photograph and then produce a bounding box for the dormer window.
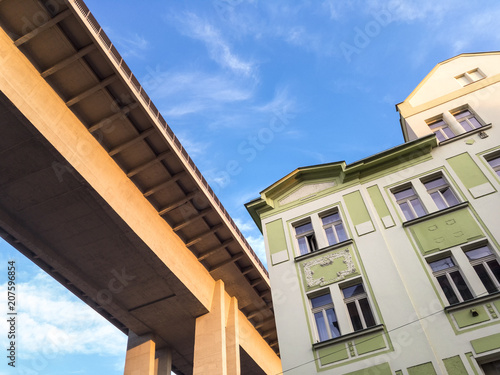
[427,118,455,142]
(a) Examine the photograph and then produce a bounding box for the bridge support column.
[194,279,240,375]
[226,297,240,375]
[124,332,155,375]
[154,348,172,375]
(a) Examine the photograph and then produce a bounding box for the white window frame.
[485,153,500,178]
[392,184,427,221]
[310,292,341,342]
[422,175,460,210]
[464,244,500,294]
[427,117,455,142]
[294,220,317,255]
[455,68,485,86]
[428,256,474,305]
[320,210,348,246]
[452,108,483,132]
[341,282,376,332]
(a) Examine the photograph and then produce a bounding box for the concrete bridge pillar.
[124,332,156,375]
[155,348,172,375]
[193,280,240,375]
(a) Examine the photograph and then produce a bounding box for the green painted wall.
[344,190,372,226]
[443,355,468,375]
[395,371,403,375]
[447,153,489,189]
[367,185,392,221]
[344,362,392,375]
[317,343,349,366]
[452,305,490,328]
[471,332,500,354]
[407,362,437,375]
[265,219,287,256]
[408,208,484,254]
[493,299,500,317]
[354,332,386,355]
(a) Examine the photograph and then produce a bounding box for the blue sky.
[2,0,500,374]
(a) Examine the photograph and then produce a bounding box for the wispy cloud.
[172,12,255,76]
[0,272,126,359]
[102,26,149,58]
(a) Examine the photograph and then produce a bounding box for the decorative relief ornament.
[303,248,356,288]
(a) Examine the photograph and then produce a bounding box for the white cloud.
[173,12,255,76]
[246,235,267,268]
[102,26,149,58]
[0,272,126,360]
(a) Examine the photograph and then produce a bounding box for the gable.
[278,181,336,206]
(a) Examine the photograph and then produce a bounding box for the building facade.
[246,52,500,375]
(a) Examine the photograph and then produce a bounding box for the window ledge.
[294,239,354,262]
[439,123,492,146]
[313,324,385,349]
[445,291,500,313]
[403,202,469,227]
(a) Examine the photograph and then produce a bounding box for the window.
[454,110,482,132]
[428,118,455,142]
[295,222,317,255]
[465,245,500,294]
[429,257,473,304]
[455,68,485,86]
[423,176,459,210]
[393,186,426,221]
[481,359,500,375]
[486,154,500,177]
[342,283,376,331]
[321,212,348,246]
[311,293,341,341]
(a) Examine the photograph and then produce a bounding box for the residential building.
[246,52,500,375]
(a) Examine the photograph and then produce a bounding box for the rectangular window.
[295,222,317,255]
[321,211,348,246]
[481,359,500,375]
[311,293,341,341]
[455,68,485,86]
[423,176,459,210]
[342,283,376,331]
[429,257,473,304]
[428,118,455,142]
[454,110,482,132]
[465,245,500,294]
[486,154,500,177]
[393,186,426,221]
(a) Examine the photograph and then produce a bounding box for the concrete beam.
[41,44,96,77]
[14,9,72,46]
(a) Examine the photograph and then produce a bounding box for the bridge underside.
[0,92,263,374]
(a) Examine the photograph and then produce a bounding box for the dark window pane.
[473,264,497,294]
[347,302,363,331]
[442,187,459,206]
[298,237,308,255]
[342,284,365,298]
[295,222,313,235]
[399,202,415,221]
[434,130,445,142]
[314,312,329,341]
[465,246,492,260]
[469,117,481,128]
[430,257,455,272]
[311,294,333,308]
[488,157,500,168]
[410,198,426,217]
[437,275,459,304]
[450,271,473,301]
[394,188,415,200]
[424,178,445,190]
[335,223,348,242]
[326,308,341,338]
[443,127,455,139]
[430,191,447,210]
[487,259,500,284]
[359,298,376,327]
[307,234,317,251]
[455,110,471,119]
[325,227,337,246]
[459,119,473,132]
[322,213,340,225]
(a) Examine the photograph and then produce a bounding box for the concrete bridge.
[0,1,281,374]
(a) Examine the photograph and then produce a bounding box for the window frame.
[320,210,348,246]
[427,117,455,142]
[294,220,318,255]
[422,175,460,210]
[454,68,485,86]
[310,292,341,342]
[341,282,377,332]
[452,108,483,132]
[392,184,427,221]
[428,256,474,305]
[485,152,500,178]
[464,244,500,294]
